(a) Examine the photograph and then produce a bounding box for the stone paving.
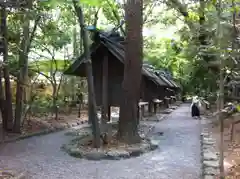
[200,119,220,179]
[0,104,202,179]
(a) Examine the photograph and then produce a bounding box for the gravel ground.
[0,104,202,179]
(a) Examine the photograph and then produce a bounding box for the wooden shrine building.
[64,30,180,119]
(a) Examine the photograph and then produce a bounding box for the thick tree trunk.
[70,26,78,103]
[15,3,38,132]
[215,0,224,177]
[0,67,6,129]
[73,0,101,148]
[15,13,30,133]
[1,7,13,131]
[118,0,143,144]
[199,0,211,63]
[0,10,6,130]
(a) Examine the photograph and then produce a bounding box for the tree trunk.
[14,12,30,133]
[216,0,225,177]
[0,10,6,130]
[118,0,143,144]
[0,67,6,129]
[52,83,58,119]
[198,0,212,64]
[70,25,78,103]
[1,7,13,131]
[14,2,38,132]
[73,0,101,148]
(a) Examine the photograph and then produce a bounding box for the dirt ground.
[0,108,89,143]
[207,111,240,178]
[0,106,121,143]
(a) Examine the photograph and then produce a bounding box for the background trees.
[1,0,237,147]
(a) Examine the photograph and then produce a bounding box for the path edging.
[0,103,181,144]
[62,105,179,161]
[200,127,220,179]
[0,119,89,144]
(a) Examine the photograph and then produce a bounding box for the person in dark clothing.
[191,96,201,118]
[191,103,200,117]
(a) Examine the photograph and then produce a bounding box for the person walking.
[191,96,201,119]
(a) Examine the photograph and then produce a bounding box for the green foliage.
[39,0,103,8]
[144,38,188,84]
[29,60,70,73]
[6,0,237,109]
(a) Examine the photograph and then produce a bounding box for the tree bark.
[118,0,143,144]
[0,67,6,129]
[70,25,78,103]
[14,10,30,133]
[73,0,101,148]
[216,0,225,177]
[14,4,39,132]
[198,0,211,63]
[1,6,13,131]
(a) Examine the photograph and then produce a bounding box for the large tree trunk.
[1,6,13,131]
[0,67,6,129]
[70,25,78,103]
[14,11,30,133]
[0,9,6,130]
[118,0,143,144]
[198,0,212,63]
[14,2,38,132]
[73,0,101,148]
[215,0,224,177]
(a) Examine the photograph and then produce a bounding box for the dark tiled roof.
[64,31,179,88]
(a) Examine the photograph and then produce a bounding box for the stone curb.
[62,105,178,161]
[0,171,26,179]
[200,127,220,179]
[63,138,159,161]
[0,119,89,144]
[12,172,26,179]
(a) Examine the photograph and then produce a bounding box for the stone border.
[0,119,89,144]
[62,134,159,161]
[61,106,177,161]
[0,171,26,179]
[12,172,26,179]
[200,128,220,179]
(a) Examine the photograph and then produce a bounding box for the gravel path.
[0,104,202,179]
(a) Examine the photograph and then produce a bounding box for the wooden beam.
[101,53,109,121]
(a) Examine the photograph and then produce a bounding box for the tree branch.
[164,0,194,29]
[93,8,100,27]
[106,0,126,36]
[143,1,155,23]
[26,15,41,54]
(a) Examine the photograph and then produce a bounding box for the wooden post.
[153,102,157,114]
[108,106,111,121]
[141,105,145,117]
[102,54,109,122]
[137,104,140,124]
[148,101,152,116]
